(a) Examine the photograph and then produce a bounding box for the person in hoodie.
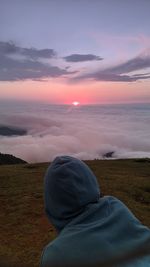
[40,156,150,267]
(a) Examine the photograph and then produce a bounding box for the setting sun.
[72,101,80,106]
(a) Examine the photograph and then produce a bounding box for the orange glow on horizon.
[0,79,150,105]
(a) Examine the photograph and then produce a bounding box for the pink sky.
[0,79,150,104]
[1,1,150,104]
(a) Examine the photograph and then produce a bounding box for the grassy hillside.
[0,159,150,267]
[0,152,27,165]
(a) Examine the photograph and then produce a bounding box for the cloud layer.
[0,41,73,81]
[74,54,150,82]
[106,55,150,74]
[0,102,150,163]
[0,41,150,82]
[0,41,56,59]
[64,54,103,62]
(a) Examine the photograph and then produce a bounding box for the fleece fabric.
[41,156,150,267]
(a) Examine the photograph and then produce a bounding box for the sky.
[0,0,150,104]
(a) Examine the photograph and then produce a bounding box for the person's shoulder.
[103,195,133,211]
[102,195,127,210]
[104,195,150,233]
[103,195,125,204]
[40,241,64,267]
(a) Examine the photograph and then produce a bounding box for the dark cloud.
[132,72,150,77]
[64,54,103,62]
[0,41,74,81]
[105,56,150,74]
[0,41,56,59]
[0,41,18,54]
[0,56,72,81]
[22,48,56,59]
[79,72,150,82]
[1,41,150,82]
[73,55,150,82]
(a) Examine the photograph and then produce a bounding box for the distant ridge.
[103,151,115,158]
[0,125,27,136]
[0,152,27,165]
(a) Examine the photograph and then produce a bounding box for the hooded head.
[44,156,100,232]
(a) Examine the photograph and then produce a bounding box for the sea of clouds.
[0,101,150,163]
